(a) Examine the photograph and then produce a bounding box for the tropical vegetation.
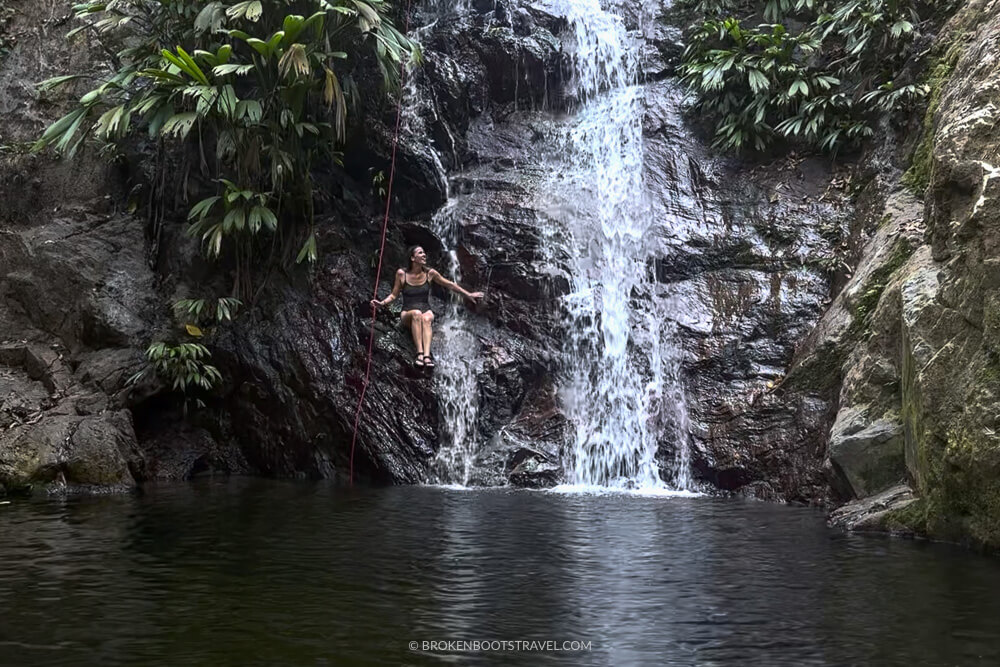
[678,0,939,152]
[35,0,417,286]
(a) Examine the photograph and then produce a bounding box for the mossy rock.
[902,38,966,195]
[908,365,1000,550]
[847,239,915,340]
[883,497,928,535]
[932,423,1000,547]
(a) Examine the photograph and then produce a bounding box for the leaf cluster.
[129,341,222,395]
[678,0,929,152]
[173,296,243,323]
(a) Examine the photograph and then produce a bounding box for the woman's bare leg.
[402,310,425,356]
[421,311,435,357]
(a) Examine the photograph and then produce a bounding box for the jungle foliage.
[124,296,241,399]
[35,0,417,284]
[678,0,940,152]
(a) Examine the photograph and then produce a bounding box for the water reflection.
[1,481,999,666]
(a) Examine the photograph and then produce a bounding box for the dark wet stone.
[509,452,562,488]
[140,425,250,481]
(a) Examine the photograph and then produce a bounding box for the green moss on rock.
[931,425,1000,547]
[848,240,914,339]
[883,497,928,534]
[886,427,1000,550]
[902,38,965,195]
[784,340,847,395]
[906,352,1000,550]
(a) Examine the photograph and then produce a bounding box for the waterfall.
[538,0,693,490]
[395,15,481,486]
[410,0,694,490]
[427,198,482,486]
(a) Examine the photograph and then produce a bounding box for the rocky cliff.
[0,0,577,492]
[2,0,999,551]
[818,0,1000,551]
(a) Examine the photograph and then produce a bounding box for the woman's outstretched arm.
[428,269,484,302]
[371,269,405,309]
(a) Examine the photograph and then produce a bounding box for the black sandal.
[422,353,435,368]
[414,354,425,367]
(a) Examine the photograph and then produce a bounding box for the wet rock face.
[379,0,567,185]
[0,209,245,492]
[0,340,141,493]
[0,1,142,494]
[0,208,155,494]
[473,378,568,487]
[640,80,853,501]
[0,0,253,494]
[211,257,442,484]
[203,1,573,486]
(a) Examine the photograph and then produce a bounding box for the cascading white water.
[396,18,482,486]
[539,0,693,490]
[406,0,694,489]
[427,198,482,486]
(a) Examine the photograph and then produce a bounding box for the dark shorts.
[400,304,434,315]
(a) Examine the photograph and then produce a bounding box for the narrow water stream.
[429,197,482,486]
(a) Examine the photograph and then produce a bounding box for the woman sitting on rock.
[370,245,483,368]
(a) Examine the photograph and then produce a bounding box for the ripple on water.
[0,480,999,666]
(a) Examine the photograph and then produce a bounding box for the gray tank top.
[401,273,431,309]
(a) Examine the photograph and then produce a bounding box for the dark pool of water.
[1,481,999,666]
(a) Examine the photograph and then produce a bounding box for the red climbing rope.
[349,2,412,486]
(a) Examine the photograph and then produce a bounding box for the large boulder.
[0,343,142,492]
[828,407,906,498]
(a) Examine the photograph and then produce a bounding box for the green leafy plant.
[683,0,740,16]
[126,296,240,407]
[128,341,222,407]
[370,168,387,199]
[678,0,928,153]
[817,0,917,74]
[681,20,831,150]
[173,296,243,323]
[34,0,419,296]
